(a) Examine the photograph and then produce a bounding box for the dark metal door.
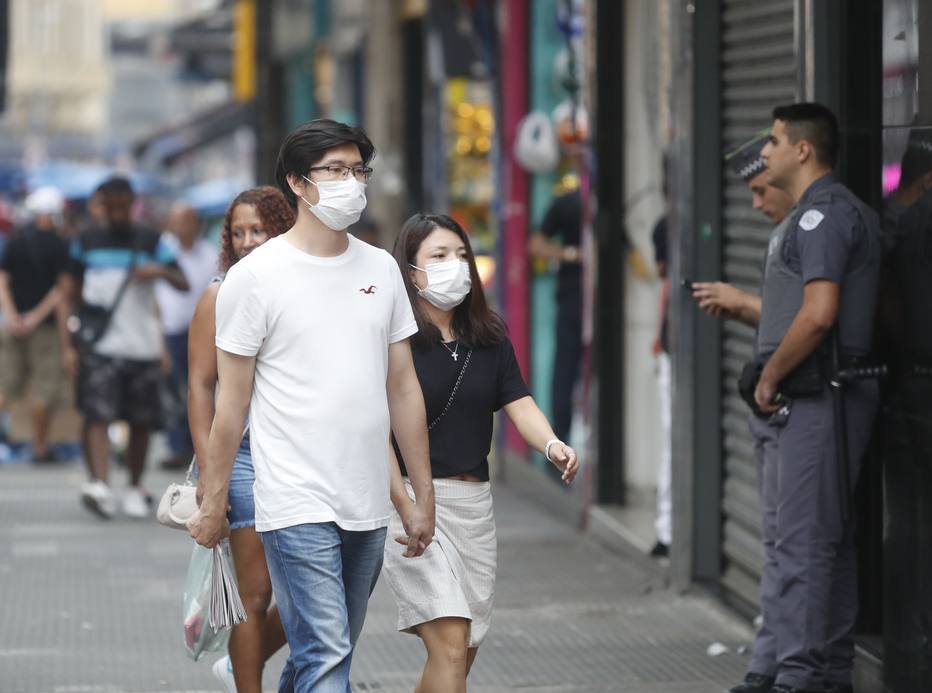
[718,0,797,608]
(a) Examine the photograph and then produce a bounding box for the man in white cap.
[0,187,70,461]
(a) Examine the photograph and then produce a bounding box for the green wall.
[529,0,565,431]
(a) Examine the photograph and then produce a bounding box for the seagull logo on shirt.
[359,285,377,294]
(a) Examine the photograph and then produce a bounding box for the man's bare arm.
[692,282,762,326]
[56,273,80,376]
[188,349,255,548]
[755,280,838,410]
[22,284,62,329]
[528,232,580,264]
[0,271,20,328]
[387,339,435,557]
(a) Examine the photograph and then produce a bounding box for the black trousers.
[551,287,583,442]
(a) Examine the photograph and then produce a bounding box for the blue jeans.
[164,331,192,456]
[261,522,387,693]
[227,434,255,529]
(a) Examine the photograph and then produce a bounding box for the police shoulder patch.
[799,209,825,231]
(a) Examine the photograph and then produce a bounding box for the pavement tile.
[0,458,751,692]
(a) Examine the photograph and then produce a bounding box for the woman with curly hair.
[187,186,295,692]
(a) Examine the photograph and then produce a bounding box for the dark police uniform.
[747,211,793,685]
[757,173,882,691]
[725,135,786,689]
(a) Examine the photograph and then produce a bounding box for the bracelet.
[544,439,562,463]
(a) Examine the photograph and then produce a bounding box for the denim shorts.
[228,434,256,530]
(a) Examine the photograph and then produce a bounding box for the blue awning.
[26,162,158,199]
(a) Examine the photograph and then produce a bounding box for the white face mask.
[411,259,472,311]
[300,176,367,230]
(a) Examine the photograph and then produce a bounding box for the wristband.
[544,439,562,463]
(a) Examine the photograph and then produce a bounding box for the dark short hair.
[95,175,134,198]
[772,102,839,168]
[392,213,506,349]
[274,119,375,207]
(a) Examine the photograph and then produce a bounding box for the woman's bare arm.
[187,283,220,490]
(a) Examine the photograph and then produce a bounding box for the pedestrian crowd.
[0,119,577,693]
[0,100,901,693]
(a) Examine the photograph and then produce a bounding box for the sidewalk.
[0,457,753,692]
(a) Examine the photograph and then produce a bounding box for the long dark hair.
[393,213,506,349]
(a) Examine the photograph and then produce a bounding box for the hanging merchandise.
[514,111,560,173]
[552,99,589,145]
[553,42,584,95]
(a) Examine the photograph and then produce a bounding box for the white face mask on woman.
[410,259,472,311]
[300,176,367,230]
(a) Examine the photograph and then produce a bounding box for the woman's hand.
[548,442,579,485]
[393,498,433,558]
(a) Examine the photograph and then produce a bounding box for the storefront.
[664,0,929,690]
[878,3,932,690]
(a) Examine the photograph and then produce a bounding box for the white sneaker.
[122,487,150,519]
[212,655,237,693]
[80,480,117,519]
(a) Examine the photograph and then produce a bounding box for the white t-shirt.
[155,235,219,335]
[214,234,418,532]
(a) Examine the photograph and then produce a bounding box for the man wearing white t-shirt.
[189,120,435,693]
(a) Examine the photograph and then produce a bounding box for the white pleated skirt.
[382,478,496,648]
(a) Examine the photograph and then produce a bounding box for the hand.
[4,313,25,336]
[754,372,781,413]
[548,442,579,485]
[561,245,581,264]
[691,282,744,319]
[62,345,80,378]
[187,503,230,548]
[15,311,40,335]
[652,337,663,356]
[133,264,167,283]
[393,500,435,558]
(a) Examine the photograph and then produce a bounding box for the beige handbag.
[158,425,248,530]
[157,456,199,530]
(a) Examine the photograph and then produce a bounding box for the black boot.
[727,673,775,693]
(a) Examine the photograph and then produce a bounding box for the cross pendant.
[451,352,458,361]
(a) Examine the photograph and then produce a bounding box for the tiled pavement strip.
[0,458,752,692]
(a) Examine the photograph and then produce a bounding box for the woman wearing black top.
[384,214,578,693]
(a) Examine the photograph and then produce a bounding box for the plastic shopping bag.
[182,543,230,661]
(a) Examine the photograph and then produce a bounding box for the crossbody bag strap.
[84,230,143,346]
[108,230,143,313]
[428,349,472,431]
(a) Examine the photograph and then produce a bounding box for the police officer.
[751,103,881,693]
[689,132,796,693]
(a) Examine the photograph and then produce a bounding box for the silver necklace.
[441,340,460,361]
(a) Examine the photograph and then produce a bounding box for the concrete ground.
[0,455,754,692]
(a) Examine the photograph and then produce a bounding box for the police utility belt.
[738,350,884,421]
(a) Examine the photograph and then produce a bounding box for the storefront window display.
[445,78,497,287]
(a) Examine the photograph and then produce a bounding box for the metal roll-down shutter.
[718,0,797,608]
